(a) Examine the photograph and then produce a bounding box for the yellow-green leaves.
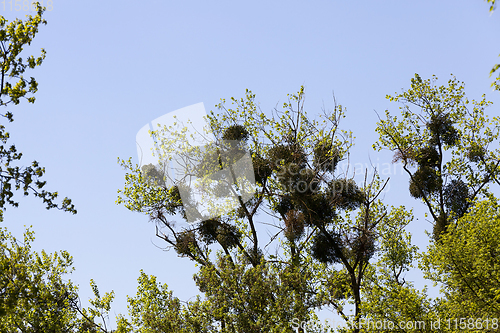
[0,3,46,106]
[117,270,213,333]
[421,198,500,321]
[375,74,500,239]
[0,227,116,331]
[0,226,76,330]
[0,4,76,220]
[485,0,497,12]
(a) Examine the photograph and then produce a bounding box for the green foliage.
[0,227,115,332]
[118,87,422,332]
[118,77,500,331]
[77,280,115,333]
[0,3,76,221]
[361,207,440,332]
[373,73,500,331]
[0,226,78,331]
[116,271,213,333]
[117,158,181,216]
[374,74,500,239]
[421,199,500,323]
[308,177,422,332]
[191,254,316,332]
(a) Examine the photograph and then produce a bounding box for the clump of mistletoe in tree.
[118,86,422,332]
[374,74,500,240]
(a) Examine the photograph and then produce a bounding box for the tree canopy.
[0,226,115,332]
[0,3,76,222]
[116,73,500,332]
[374,74,500,240]
[118,86,448,332]
[2,2,500,332]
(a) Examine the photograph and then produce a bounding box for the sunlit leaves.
[116,271,216,333]
[0,227,115,332]
[421,199,500,321]
[375,74,500,239]
[0,3,76,221]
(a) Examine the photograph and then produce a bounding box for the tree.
[115,271,214,333]
[420,198,500,330]
[374,74,500,240]
[375,74,500,330]
[0,3,76,221]
[0,226,77,331]
[0,226,115,332]
[118,88,418,332]
[360,206,439,332]
[118,88,337,331]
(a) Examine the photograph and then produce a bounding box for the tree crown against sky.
[0,1,498,330]
[117,85,458,332]
[374,74,500,240]
[0,226,116,332]
[0,3,76,222]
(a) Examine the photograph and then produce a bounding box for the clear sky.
[2,0,499,328]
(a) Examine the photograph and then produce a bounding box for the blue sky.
[2,0,499,328]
